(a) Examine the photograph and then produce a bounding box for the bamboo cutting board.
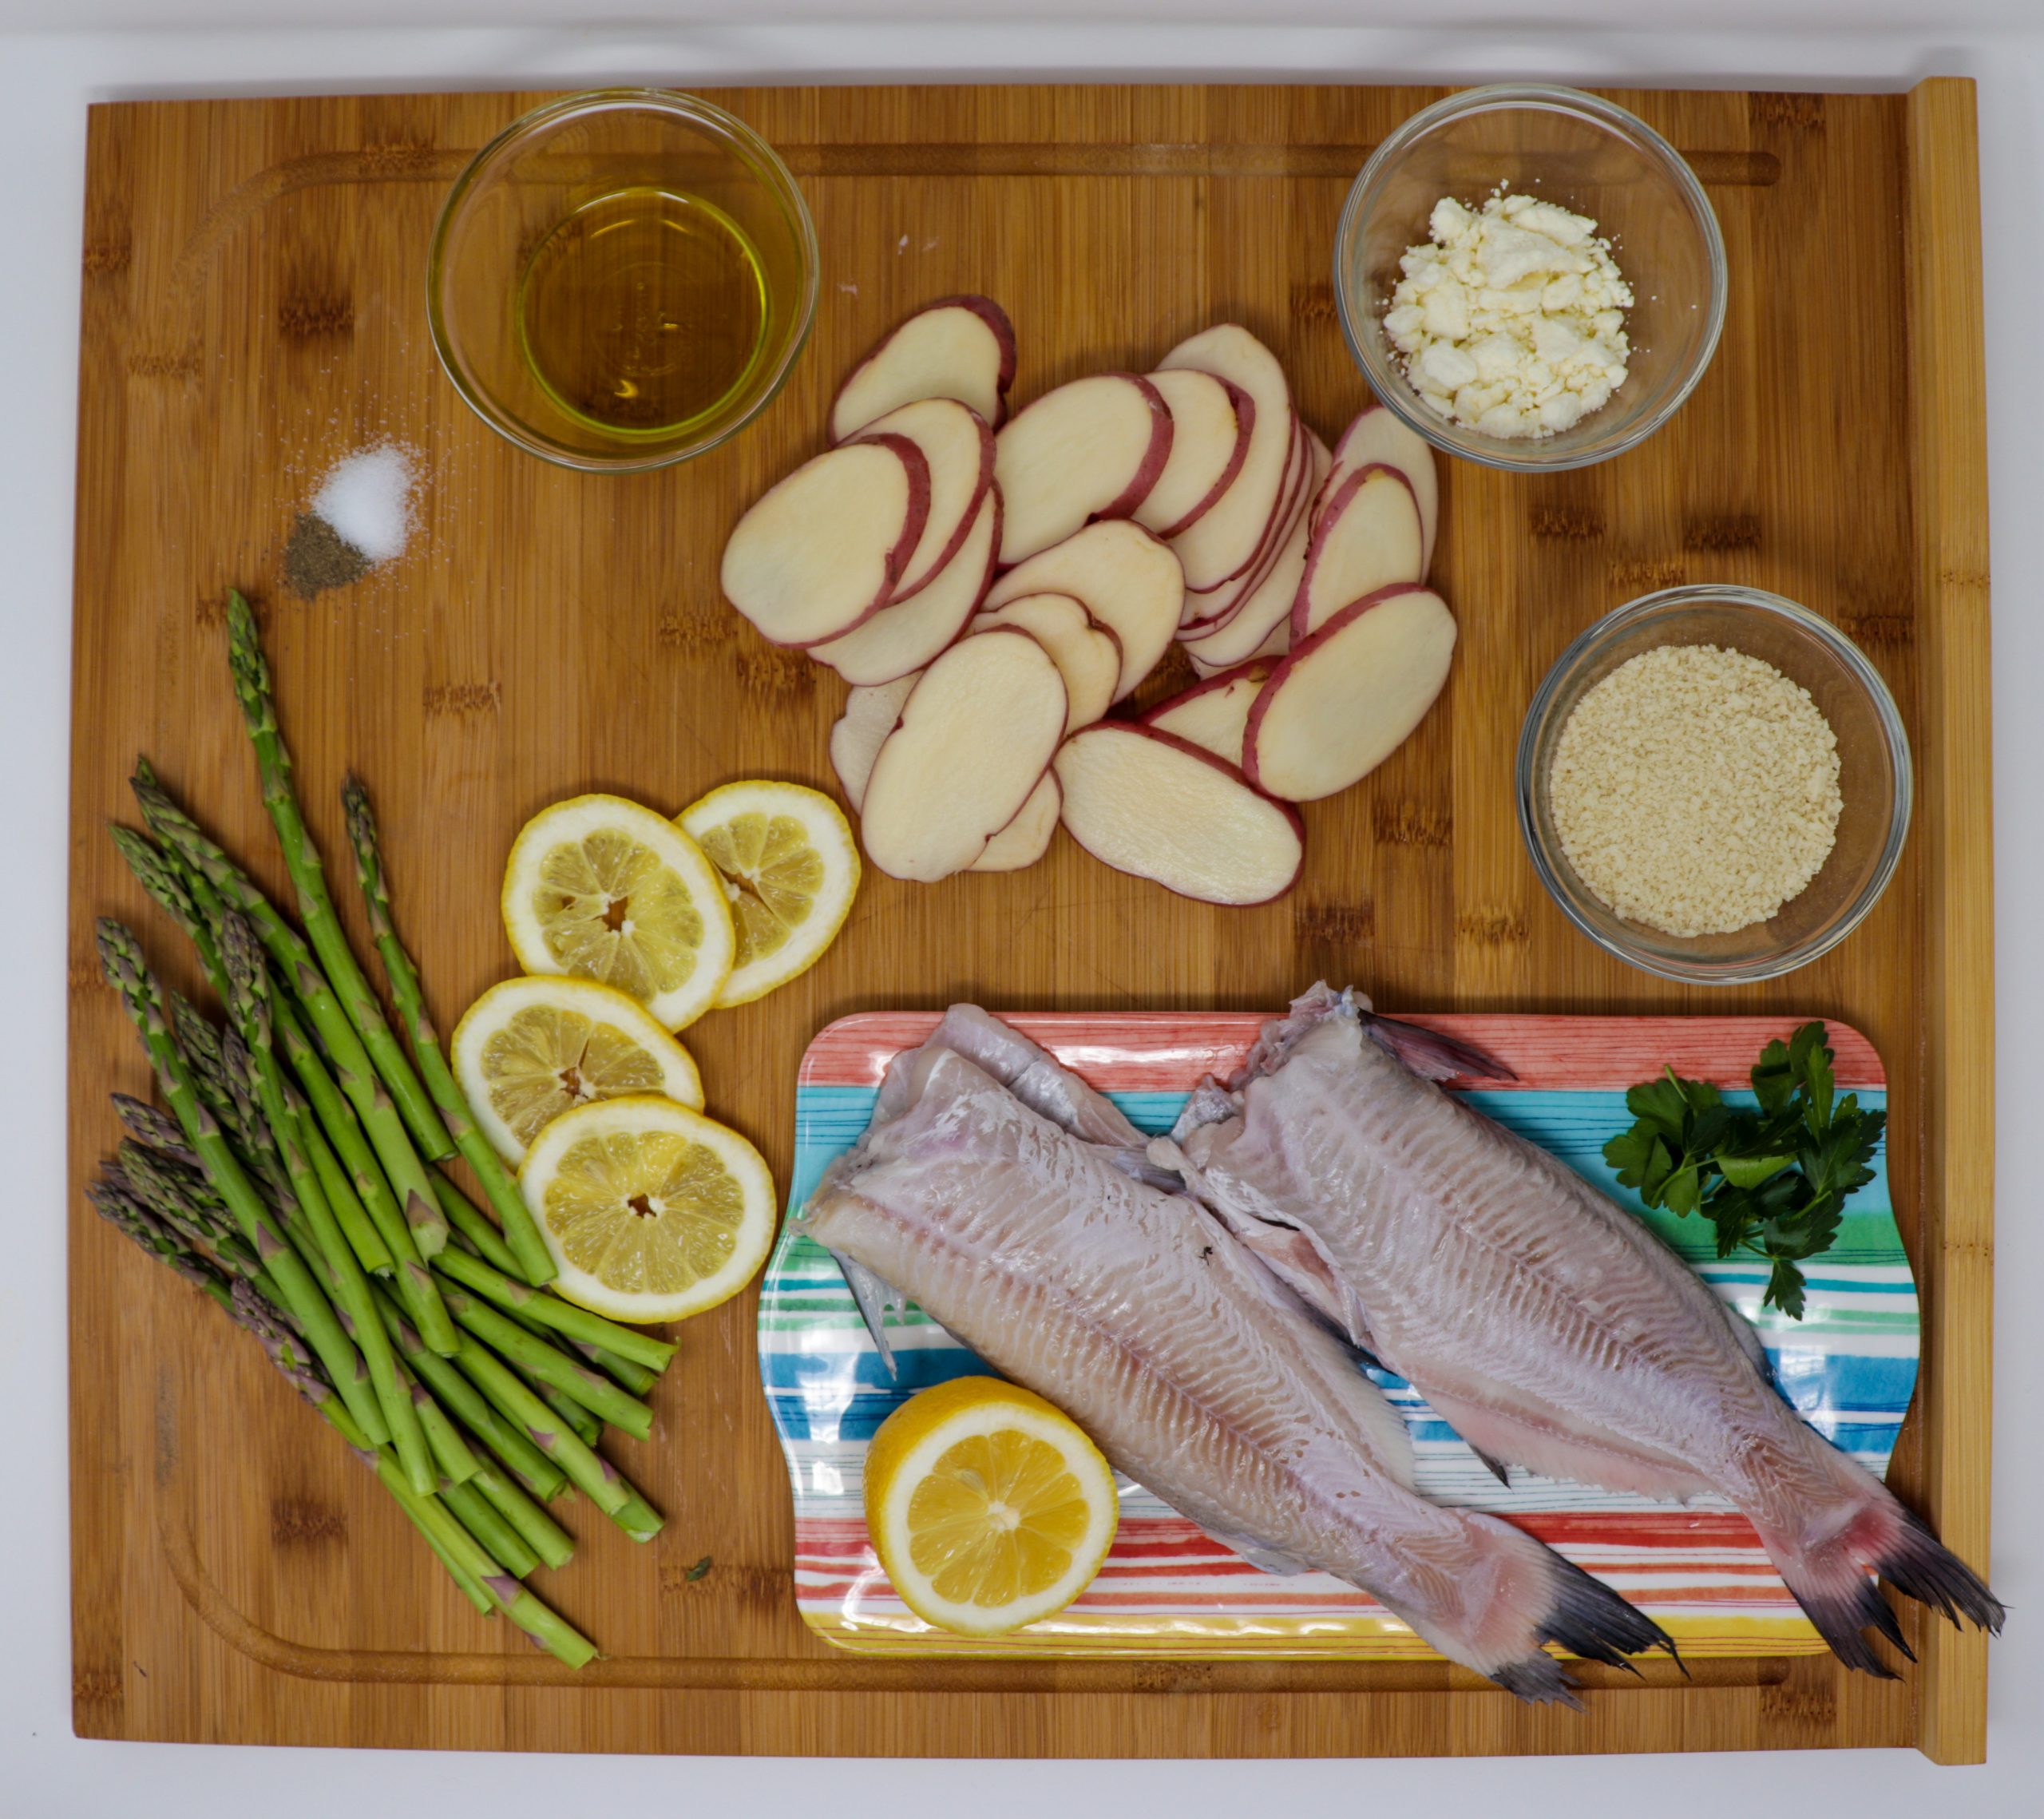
[65,81,1994,1762]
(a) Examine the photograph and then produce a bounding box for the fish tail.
[1753,1473,2004,1677]
[1406,1512,1674,1707]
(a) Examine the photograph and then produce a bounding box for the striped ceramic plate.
[759,1011,1910,1660]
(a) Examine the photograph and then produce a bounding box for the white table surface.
[4,6,2039,1813]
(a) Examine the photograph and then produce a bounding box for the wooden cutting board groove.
[66,79,1992,1761]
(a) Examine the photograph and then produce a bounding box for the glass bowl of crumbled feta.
[1335,85,1727,471]
[1516,586,1912,983]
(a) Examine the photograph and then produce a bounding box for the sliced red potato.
[829,672,921,811]
[1157,325,1296,591]
[1245,587,1458,802]
[830,295,1017,442]
[812,487,1000,687]
[984,520,1184,701]
[1135,370,1253,538]
[1290,463,1425,642]
[720,435,930,647]
[852,398,995,600]
[994,374,1173,565]
[1140,660,1274,769]
[1182,429,1328,644]
[967,771,1061,873]
[860,628,1068,882]
[969,591,1123,734]
[1054,723,1304,906]
[1327,403,1440,574]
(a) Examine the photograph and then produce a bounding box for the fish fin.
[1472,1446,1514,1488]
[1362,1013,1518,1084]
[1753,1475,2004,1676]
[1167,1078,1238,1142]
[1537,1548,1680,1672]
[829,1249,905,1378]
[1487,1655,1585,1709]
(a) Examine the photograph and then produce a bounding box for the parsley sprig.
[1602,1022,1885,1319]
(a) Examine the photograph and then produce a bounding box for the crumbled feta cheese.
[1384,190,1634,440]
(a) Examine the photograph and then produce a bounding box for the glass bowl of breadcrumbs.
[1517,586,1911,983]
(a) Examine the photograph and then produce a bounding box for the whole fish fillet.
[803,1009,1674,1702]
[1159,985,2005,1674]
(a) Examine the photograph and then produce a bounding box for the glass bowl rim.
[1333,81,1729,475]
[425,85,821,475]
[1514,584,1915,985]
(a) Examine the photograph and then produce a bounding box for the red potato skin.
[1057,721,1305,906]
[1092,373,1175,523]
[993,374,1177,566]
[1244,584,1443,794]
[1137,656,1274,727]
[1287,462,1422,644]
[830,295,1018,442]
[1179,418,1313,634]
[723,432,933,649]
[1147,374,1257,540]
[814,485,1004,686]
[854,403,996,604]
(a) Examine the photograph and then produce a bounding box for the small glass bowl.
[1516,587,1912,985]
[1334,84,1727,473]
[427,89,818,473]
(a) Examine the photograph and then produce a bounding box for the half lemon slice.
[677,781,861,1007]
[863,1377,1119,1637]
[501,795,735,1031]
[450,976,705,1163]
[518,1096,776,1324]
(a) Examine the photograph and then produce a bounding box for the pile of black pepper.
[283,512,373,600]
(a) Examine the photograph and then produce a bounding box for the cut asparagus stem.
[344,777,558,1286]
[471,1461,576,1572]
[224,595,454,1166]
[369,1283,570,1503]
[441,1477,541,1580]
[431,1173,525,1278]
[219,913,434,1495]
[97,918,388,1448]
[437,1284,654,1440]
[378,1456,598,1666]
[448,1336,664,1539]
[272,1005,459,1353]
[133,765,454,1260]
[430,1246,676,1373]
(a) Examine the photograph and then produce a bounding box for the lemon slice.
[450,976,706,1163]
[501,795,735,1031]
[518,1095,776,1323]
[863,1377,1119,1637]
[676,781,862,1007]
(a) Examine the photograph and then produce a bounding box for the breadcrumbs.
[1548,644,1843,937]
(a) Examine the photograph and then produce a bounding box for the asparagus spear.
[369,1283,569,1504]
[109,1093,200,1168]
[470,1461,576,1573]
[429,1245,675,1373]
[224,595,454,1167]
[447,1334,664,1540]
[133,766,453,1261]
[217,913,435,1494]
[98,919,388,1447]
[437,1283,654,1440]
[282,1072,394,1276]
[343,777,557,1286]
[431,1172,524,1278]
[439,1478,540,1580]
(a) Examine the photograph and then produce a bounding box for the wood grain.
[66,80,1993,1761]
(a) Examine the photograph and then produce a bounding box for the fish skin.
[805,1014,1674,1701]
[1160,984,2006,1675]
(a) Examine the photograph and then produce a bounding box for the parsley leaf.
[1601,1022,1881,1318]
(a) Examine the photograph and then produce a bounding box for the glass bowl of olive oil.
[429,89,818,472]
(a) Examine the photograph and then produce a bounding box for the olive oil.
[516,186,768,438]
